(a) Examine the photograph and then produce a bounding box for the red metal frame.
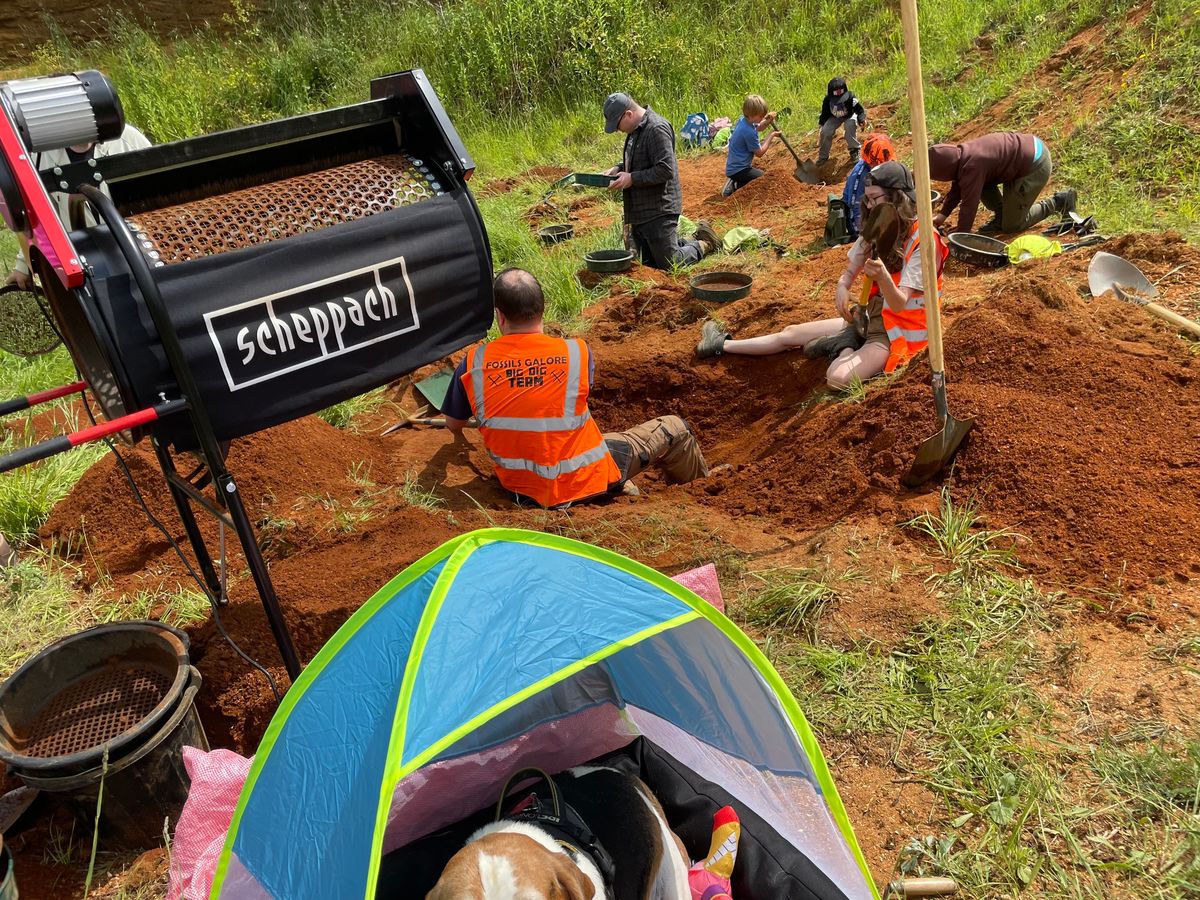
[0,110,84,289]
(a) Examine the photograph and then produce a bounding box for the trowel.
[854,202,900,338]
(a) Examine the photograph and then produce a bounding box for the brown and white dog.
[426,766,690,900]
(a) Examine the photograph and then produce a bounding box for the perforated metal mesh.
[22,665,172,758]
[126,153,444,266]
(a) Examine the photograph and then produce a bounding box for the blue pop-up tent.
[211,528,877,899]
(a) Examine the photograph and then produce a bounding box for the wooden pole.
[899,0,947,396]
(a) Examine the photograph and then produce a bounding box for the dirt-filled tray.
[689,272,753,302]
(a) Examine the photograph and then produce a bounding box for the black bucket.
[0,621,208,849]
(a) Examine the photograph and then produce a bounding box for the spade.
[899,0,975,488]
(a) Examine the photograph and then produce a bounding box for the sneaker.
[978,217,1002,234]
[693,219,721,248]
[696,320,730,359]
[802,323,861,360]
[1054,188,1078,218]
[721,178,735,197]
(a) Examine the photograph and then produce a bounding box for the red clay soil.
[38,220,1199,759]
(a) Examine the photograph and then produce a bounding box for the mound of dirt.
[614,238,1200,594]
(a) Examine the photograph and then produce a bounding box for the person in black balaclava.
[817,76,866,166]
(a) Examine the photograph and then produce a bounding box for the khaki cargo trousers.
[604,415,709,485]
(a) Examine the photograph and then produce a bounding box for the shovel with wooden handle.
[899,0,975,488]
[770,108,822,184]
[1087,251,1200,339]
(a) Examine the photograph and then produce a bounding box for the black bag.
[824,195,852,246]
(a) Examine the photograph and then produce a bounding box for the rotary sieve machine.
[0,70,493,678]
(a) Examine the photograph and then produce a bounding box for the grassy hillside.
[5,0,1194,237]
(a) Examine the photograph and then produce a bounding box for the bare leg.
[722,318,844,356]
[825,341,891,389]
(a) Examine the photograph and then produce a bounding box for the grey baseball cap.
[603,92,634,133]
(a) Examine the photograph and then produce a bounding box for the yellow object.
[703,813,741,879]
[1007,234,1062,264]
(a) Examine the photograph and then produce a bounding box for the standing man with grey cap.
[602,92,721,270]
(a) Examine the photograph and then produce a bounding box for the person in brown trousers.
[928,132,1076,234]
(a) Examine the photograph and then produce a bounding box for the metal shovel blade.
[1087,251,1157,300]
[903,413,975,487]
[796,159,822,184]
[902,379,975,488]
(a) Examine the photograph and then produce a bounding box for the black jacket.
[615,108,682,226]
[819,77,866,126]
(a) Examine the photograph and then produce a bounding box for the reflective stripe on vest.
[886,324,929,343]
[486,442,612,480]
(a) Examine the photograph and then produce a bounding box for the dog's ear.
[550,854,596,900]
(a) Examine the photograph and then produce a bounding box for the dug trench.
[31,149,1200,888]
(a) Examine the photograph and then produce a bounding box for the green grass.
[1054,0,1200,237]
[396,471,447,511]
[0,353,105,541]
[743,492,1199,896]
[740,567,837,641]
[906,488,1021,581]
[477,185,624,327]
[0,549,209,676]
[316,386,392,430]
[5,0,1190,235]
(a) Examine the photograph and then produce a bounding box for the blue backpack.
[680,112,711,150]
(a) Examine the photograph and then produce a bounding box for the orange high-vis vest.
[463,333,620,507]
[880,221,949,373]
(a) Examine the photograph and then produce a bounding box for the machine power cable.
[79,392,282,702]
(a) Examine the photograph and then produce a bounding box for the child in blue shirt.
[722,95,779,196]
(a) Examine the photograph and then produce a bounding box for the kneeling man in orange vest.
[442,268,711,508]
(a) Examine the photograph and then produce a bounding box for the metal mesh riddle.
[126,154,443,265]
[22,665,173,758]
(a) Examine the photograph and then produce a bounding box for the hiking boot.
[802,323,862,360]
[721,178,735,197]
[1054,188,1078,218]
[978,217,1001,234]
[694,219,721,256]
[696,320,730,358]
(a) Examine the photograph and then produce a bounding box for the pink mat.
[671,562,724,612]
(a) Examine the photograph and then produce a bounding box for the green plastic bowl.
[538,223,574,244]
[689,272,753,303]
[584,249,634,273]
